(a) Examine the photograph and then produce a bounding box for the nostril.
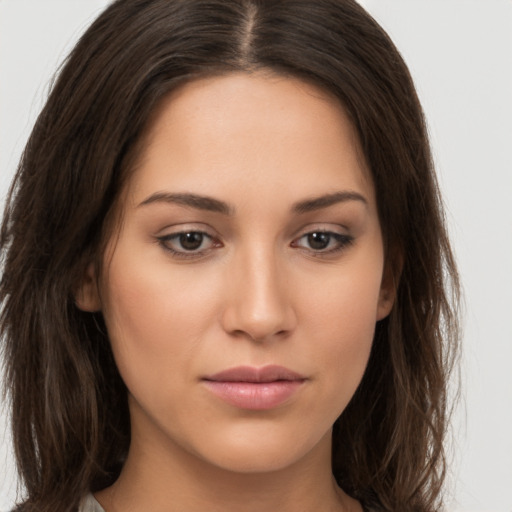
[220,257,298,341]
[225,319,294,344]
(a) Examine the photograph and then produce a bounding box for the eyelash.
[156,229,354,260]
[291,231,354,256]
[156,231,220,260]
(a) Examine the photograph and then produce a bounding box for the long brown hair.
[1,1,460,511]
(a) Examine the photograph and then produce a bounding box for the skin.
[78,72,395,512]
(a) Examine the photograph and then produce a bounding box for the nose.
[221,246,297,343]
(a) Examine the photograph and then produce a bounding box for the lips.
[205,365,305,383]
[202,365,306,410]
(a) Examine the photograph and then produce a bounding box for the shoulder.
[79,494,106,512]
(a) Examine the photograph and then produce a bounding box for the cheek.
[300,256,383,407]
[99,248,220,393]
[304,252,383,341]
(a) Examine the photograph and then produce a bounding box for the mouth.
[202,365,306,410]
[204,365,306,383]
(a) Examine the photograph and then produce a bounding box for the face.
[79,72,394,475]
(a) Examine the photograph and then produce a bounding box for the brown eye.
[157,231,218,257]
[179,232,204,251]
[307,232,331,250]
[292,231,354,254]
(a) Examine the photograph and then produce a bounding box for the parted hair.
[0,1,460,511]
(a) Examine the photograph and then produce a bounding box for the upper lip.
[203,365,306,383]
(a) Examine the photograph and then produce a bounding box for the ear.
[376,251,402,321]
[74,263,102,312]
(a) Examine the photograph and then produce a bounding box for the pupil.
[180,232,203,250]
[308,232,330,250]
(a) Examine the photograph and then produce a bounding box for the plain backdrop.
[1,1,511,511]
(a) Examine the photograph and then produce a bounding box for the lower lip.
[202,380,304,410]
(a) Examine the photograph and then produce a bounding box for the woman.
[0,1,460,511]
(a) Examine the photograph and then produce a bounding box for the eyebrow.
[292,191,367,214]
[137,190,367,215]
[137,192,233,215]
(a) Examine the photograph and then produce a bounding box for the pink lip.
[202,365,306,410]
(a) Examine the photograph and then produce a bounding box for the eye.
[156,230,220,258]
[292,231,353,254]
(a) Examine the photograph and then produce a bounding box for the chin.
[212,450,298,474]
[191,424,333,475]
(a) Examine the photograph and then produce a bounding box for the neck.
[95,423,359,512]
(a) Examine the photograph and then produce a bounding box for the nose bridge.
[223,241,295,341]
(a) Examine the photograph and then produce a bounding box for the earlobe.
[74,263,102,312]
[376,252,402,321]
[376,287,395,321]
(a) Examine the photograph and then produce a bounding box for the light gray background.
[1,1,511,511]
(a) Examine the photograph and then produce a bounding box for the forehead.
[126,72,373,207]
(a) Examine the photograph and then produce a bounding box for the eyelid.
[155,225,222,260]
[155,221,217,236]
[291,223,350,240]
[290,226,354,256]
